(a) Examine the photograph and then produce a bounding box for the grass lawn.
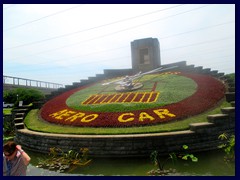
[3,108,12,115]
[66,74,197,112]
[24,100,230,135]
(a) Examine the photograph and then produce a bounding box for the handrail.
[3,75,64,89]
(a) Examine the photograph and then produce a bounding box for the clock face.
[40,71,226,127]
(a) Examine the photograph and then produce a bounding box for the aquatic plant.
[37,147,91,173]
[148,145,198,176]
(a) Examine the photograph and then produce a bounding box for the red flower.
[40,72,225,127]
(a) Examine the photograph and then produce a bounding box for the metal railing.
[3,75,64,89]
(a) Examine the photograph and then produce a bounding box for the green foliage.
[218,133,235,162]
[179,145,198,162]
[181,154,198,162]
[3,136,14,142]
[224,73,235,83]
[3,91,16,104]
[37,147,91,173]
[3,88,45,105]
[150,151,177,171]
[3,108,12,115]
[149,145,198,176]
[182,144,188,150]
[3,118,15,137]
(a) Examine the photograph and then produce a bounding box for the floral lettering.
[65,112,86,122]
[49,109,76,120]
[153,109,176,119]
[118,113,135,122]
[139,112,155,121]
[81,114,99,123]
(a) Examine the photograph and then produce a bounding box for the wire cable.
[3,4,85,31]
[3,4,189,50]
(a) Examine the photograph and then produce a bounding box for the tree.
[224,73,235,83]
[3,88,45,106]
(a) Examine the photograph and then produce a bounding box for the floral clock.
[40,71,226,127]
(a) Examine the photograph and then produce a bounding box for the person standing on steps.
[3,141,31,176]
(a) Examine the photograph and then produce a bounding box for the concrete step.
[194,66,203,73]
[72,82,81,87]
[207,114,229,124]
[15,113,25,117]
[228,87,235,92]
[210,70,218,76]
[14,117,24,123]
[201,68,211,74]
[216,72,225,77]
[225,92,235,102]
[221,107,235,115]
[18,105,30,108]
[189,122,214,133]
[15,123,24,129]
[12,108,29,113]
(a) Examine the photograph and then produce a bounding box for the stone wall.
[15,106,234,157]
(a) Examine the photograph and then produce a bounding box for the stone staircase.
[12,105,31,130]
[188,74,235,135]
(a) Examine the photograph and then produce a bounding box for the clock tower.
[131,37,161,73]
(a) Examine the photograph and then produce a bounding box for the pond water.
[25,149,235,176]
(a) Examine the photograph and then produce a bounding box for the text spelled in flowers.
[49,108,176,123]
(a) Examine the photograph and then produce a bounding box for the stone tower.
[131,37,161,73]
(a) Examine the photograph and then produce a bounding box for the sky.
[3,4,235,86]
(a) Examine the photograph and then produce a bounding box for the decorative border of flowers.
[40,72,226,127]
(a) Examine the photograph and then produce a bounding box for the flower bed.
[40,72,226,127]
[82,92,159,104]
